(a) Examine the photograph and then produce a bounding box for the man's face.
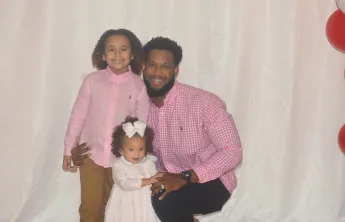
[142,49,178,97]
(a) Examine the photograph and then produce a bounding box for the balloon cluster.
[326,1,345,53]
[329,2,345,154]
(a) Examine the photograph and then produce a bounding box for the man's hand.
[71,142,91,166]
[151,173,187,200]
[152,172,165,180]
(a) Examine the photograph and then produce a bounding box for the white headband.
[122,121,146,138]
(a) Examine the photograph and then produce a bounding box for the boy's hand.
[62,155,78,173]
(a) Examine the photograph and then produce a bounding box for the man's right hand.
[71,142,91,166]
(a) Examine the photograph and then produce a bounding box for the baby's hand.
[149,172,165,184]
[150,172,165,183]
[142,178,155,187]
[155,172,165,178]
[142,173,166,186]
[62,155,78,173]
[149,176,158,184]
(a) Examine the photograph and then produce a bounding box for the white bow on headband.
[122,121,147,138]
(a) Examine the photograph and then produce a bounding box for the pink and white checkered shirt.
[148,81,242,192]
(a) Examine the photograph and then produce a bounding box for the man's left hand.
[151,173,186,200]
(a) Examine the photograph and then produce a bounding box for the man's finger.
[71,143,88,154]
[153,172,166,179]
[151,182,161,189]
[151,183,162,195]
[150,182,158,191]
[159,189,170,200]
[72,153,90,162]
[156,177,168,183]
[72,144,88,154]
[151,186,161,195]
[73,160,86,166]
[79,146,91,155]
[74,146,91,155]
[84,153,91,159]
[80,145,91,150]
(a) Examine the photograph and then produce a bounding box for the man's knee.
[151,194,179,213]
[152,192,194,222]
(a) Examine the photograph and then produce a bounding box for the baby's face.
[121,136,146,164]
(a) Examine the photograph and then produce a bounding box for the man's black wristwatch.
[181,170,192,184]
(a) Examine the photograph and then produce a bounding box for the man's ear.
[174,66,179,78]
[142,63,145,71]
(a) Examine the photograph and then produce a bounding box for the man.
[71,37,242,222]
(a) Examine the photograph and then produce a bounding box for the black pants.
[151,179,230,222]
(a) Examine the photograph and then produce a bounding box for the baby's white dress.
[105,155,158,222]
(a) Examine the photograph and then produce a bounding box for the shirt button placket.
[158,107,166,170]
[105,83,116,166]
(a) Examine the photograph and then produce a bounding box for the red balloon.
[326,10,345,53]
[338,124,345,154]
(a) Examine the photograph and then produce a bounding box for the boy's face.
[142,49,178,97]
[103,34,132,74]
[120,136,146,164]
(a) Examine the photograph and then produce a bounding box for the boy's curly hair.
[92,29,143,74]
[111,116,154,157]
[143,36,183,66]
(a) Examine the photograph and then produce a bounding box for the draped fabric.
[1,0,345,221]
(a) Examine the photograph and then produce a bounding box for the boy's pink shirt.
[64,67,150,168]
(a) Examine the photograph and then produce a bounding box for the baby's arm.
[113,161,153,190]
[141,159,160,186]
[141,177,156,187]
[64,76,91,155]
[142,159,164,186]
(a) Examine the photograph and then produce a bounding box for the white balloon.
[336,0,345,13]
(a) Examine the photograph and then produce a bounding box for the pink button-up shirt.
[148,82,242,192]
[64,67,150,168]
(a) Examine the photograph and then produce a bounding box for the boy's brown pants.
[79,158,114,222]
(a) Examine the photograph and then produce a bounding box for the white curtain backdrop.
[1,0,345,221]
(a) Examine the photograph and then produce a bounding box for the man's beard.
[143,75,175,98]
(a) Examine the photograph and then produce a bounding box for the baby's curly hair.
[143,37,183,66]
[111,116,154,157]
[92,29,143,74]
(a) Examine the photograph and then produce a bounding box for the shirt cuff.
[193,165,209,183]
[64,146,72,156]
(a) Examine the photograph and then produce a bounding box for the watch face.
[183,171,191,180]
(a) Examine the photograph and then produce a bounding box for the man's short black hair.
[143,37,183,66]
